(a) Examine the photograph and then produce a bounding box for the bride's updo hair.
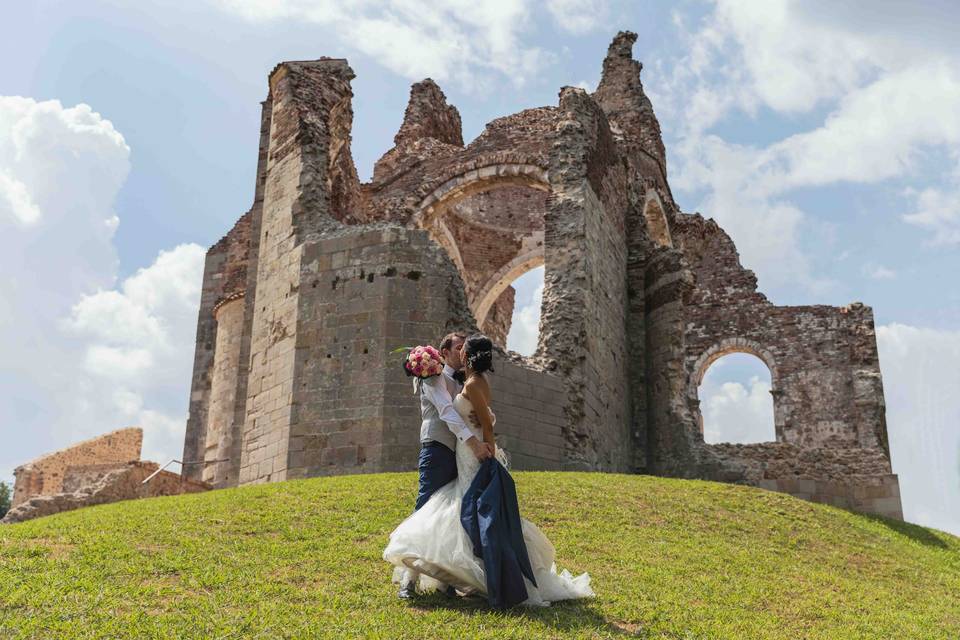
[464,334,494,374]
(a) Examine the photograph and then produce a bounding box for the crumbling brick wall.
[3,461,209,525]
[182,31,901,520]
[11,428,142,508]
[665,213,900,518]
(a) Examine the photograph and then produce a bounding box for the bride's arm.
[463,378,495,446]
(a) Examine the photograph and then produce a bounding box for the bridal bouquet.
[393,345,444,379]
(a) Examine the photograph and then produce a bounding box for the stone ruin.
[3,427,209,524]
[181,32,902,520]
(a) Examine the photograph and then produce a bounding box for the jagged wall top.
[268,57,361,227]
[593,31,667,176]
[394,79,464,147]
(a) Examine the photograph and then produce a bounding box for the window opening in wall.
[698,352,775,444]
[504,266,544,357]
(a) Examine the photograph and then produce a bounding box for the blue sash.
[459,458,537,608]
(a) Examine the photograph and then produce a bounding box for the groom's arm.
[421,377,474,443]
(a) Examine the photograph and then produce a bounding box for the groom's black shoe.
[398,583,417,600]
[442,585,458,598]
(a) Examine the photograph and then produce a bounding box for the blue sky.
[1,1,958,535]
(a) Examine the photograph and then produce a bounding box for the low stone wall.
[1,462,211,525]
[489,358,567,470]
[758,474,902,520]
[61,463,130,493]
[12,428,143,507]
[700,443,903,519]
[705,442,894,481]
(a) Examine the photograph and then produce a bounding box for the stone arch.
[688,337,782,442]
[412,161,551,345]
[643,191,673,247]
[474,243,545,326]
[413,162,550,228]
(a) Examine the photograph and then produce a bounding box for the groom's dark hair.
[439,331,468,352]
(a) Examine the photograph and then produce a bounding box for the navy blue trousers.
[415,441,457,511]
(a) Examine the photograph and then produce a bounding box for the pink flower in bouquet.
[403,345,443,378]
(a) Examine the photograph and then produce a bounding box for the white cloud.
[0,171,40,225]
[138,409,192,465]
[661,1,960,133]
[862,263,896,280]
[672,134,834,294]
[0,97,128,295]
[0,96,203,484]
[700,371,775,445]
[877,323,960,535]
[506,268,544,356]
[61,242,205,458]
[654,0,960,296]
[211,0,559,89]
[771,64,960,189]
[546,0,609,35]
[902,157,960,245]
[708,0,875,115]
[903,186,960,245]
[83,345,156,380]
[64,243,205,378]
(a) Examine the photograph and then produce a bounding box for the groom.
[398,331,494,600]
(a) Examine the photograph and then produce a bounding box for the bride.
[383,334,594,607]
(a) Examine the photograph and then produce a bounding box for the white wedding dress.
[383,391,594,606]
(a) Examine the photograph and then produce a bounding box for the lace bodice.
[452,392,506,484]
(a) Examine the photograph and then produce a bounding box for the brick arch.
[474,244,545,326]
[412,162,551,334]
[643,191,673,248]
[413,162,550,229]
[688,337,782,441]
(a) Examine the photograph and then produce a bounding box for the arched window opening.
[414,174,548,352]
[501,266,544,357]
[697,352,775,444]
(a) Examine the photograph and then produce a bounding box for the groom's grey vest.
[419,373,462,451]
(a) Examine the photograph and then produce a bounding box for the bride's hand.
[466,436,494,461]
[467,437,493,462]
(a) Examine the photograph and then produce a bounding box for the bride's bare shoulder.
[464,373,491,395]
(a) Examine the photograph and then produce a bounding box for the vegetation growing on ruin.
[1,472,957,639]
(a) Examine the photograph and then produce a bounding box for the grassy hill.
[0,472,957,639]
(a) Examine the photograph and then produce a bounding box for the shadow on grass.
[408,593,652,637]
[860,512,952,549]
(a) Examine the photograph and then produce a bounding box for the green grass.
[0,472,958,639]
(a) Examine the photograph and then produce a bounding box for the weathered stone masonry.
[5,428,209,524]
[10,427,143,508]
[183,33,902,519]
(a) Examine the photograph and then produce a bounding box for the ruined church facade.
[182,33,902,519]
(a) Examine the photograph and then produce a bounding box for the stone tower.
[182,33,902,519]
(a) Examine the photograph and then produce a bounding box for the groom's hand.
[467,437,494,461]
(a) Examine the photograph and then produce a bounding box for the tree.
[0,481,11,519]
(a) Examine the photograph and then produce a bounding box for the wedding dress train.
[383,392,594,606]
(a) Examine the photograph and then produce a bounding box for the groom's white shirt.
[421,364,473,443]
